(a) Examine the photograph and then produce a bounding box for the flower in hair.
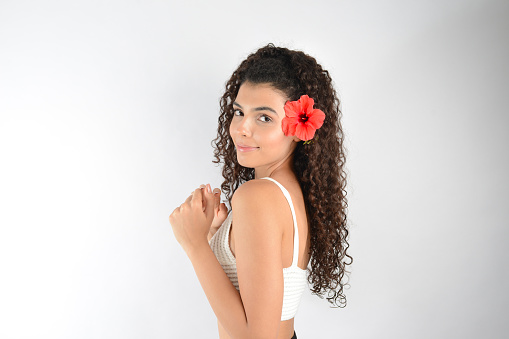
[281,95,325,142]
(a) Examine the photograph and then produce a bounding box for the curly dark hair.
[211,43,352,308]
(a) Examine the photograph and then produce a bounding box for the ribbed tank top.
[208,177,308,321]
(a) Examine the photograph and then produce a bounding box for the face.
[229,81,300,174]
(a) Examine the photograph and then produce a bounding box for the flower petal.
[299,95,315,114]
[295,122,316,141]
[284,101,300,118]
[281,117,298,136]
[288,123,297,136]
[306,109,326,129]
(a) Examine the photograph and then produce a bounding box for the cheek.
[260,125,288,147]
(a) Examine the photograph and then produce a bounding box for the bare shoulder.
[231,179,287,231]
[232,178,280,204]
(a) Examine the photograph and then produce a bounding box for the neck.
[254,151,295,179]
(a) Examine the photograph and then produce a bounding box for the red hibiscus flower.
[281,95,326,141]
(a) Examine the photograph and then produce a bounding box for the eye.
[260,115,272,123]
[232,109,271,123]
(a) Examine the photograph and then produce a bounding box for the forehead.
[235,82,288,110]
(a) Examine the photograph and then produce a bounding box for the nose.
[234,116,252,137]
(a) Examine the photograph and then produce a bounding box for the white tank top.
[208,176,308,321]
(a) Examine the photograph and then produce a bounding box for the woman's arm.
[187,180,286,339]
[187,241,249,337]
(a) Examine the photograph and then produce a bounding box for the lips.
[238,143,258,148]
[237,143,259,151]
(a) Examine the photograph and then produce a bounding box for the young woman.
[169,44,352,339]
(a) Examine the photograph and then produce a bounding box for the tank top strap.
[260,177,299,268]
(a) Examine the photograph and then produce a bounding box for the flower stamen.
[299,113,308,123]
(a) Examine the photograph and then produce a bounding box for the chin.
[235,153,259,169]
[237,159,255,169]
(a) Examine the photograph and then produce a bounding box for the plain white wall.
[0,0,508,338]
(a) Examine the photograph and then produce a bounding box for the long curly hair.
[211,43,352,308]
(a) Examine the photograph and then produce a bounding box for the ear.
[292,135,301,142]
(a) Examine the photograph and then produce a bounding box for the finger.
[214,189,220,210]
[219,203,228,217]
[201,184,215,219]
[191,187,204,210]
[201,187,207,211]
[184,193,193,204]
[197,185,207,210]
[191,185,205,196]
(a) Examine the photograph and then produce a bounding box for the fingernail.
[207,184,212,193]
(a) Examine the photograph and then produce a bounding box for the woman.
[169,44,352,339]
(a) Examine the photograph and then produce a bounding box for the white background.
[0,0,508,338]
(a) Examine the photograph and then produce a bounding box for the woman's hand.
[210,187,229,239]
[195,184,229,239]
[169,183,217,254]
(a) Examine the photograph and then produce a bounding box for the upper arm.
[232,180,286,338]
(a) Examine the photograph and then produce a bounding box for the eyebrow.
[233,101,278,115]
